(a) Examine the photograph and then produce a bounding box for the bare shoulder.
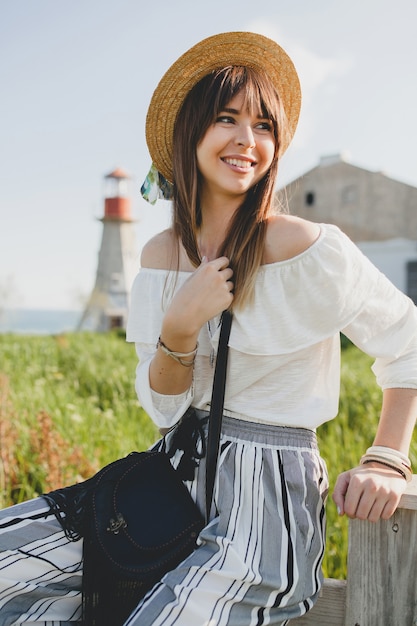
[264,215,321,263]
[140,229,177,269]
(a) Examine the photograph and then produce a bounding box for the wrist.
[162,311,202,344]
[360,445,412,482]
[360,459,408,480]
[156,336,198,367]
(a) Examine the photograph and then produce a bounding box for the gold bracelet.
[156,337,198,367]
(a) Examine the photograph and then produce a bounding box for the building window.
[305,191,315,206]
[407,261,417,304]
[109,315,124,329]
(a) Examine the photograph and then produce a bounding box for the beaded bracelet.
[156,337,198,367]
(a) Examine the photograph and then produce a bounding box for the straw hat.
[145,31,301,183]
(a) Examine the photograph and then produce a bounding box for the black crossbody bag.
[42,311,232,625]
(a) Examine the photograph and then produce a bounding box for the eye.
[215,115,235,124]
[255,120,273,132]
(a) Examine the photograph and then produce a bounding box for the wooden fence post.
[294,476,417,626]
[345,475,417,626]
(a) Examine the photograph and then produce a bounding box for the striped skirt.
[128,412,328,625]
[0,497,82,625]
[0,413,328,625]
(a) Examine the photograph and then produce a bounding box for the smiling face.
[196,91,276,204]
[172,66,286,238]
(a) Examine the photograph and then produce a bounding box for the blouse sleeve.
[237,223,417,389]
[132,343,194,429]
[127,270,195,429]
[341,267,417,389]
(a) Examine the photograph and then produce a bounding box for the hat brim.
[145,31,301,183]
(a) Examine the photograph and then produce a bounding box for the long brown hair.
[172,66,289,308]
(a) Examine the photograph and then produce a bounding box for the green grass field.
[0,331,415,579]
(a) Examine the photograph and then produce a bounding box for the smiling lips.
[222,157,255,169]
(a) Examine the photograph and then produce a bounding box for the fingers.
[197,256,234,295]
[344,489,400,522]
[332,466,406,522]
[202,255,232,274]
[167,256,234,333]
[332,471,351,516]
[200,255,229,268]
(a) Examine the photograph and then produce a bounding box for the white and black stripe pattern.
[0,498,82,625]
[0,414,327,625]
[125,412,328,626]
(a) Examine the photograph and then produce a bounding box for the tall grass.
[0,331,415,579]
[0,332,158,504]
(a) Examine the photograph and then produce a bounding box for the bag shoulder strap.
[205,310,232,521]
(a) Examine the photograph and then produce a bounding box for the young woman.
[0,31,415,626]
[124,32,417,625]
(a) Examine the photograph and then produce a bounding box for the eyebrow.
[221,107,268,119]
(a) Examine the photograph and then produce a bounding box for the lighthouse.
[78,168,138,332]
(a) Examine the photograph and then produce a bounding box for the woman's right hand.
[149,257,233,395]
[163,256,234,339]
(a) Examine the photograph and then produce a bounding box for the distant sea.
[0,309,82,335]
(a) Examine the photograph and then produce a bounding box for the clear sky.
[1,0,416,310]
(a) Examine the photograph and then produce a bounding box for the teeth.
[224,158,252,168]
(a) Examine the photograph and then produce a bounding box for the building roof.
[105,167,130,180]
[278,154,417,242]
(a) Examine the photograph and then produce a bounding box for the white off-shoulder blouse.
[126,224,417,430]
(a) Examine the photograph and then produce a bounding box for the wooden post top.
[399,474,417,511]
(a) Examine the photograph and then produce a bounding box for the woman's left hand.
[332,463,407,522]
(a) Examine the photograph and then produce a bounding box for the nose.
[235,124,255,148]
